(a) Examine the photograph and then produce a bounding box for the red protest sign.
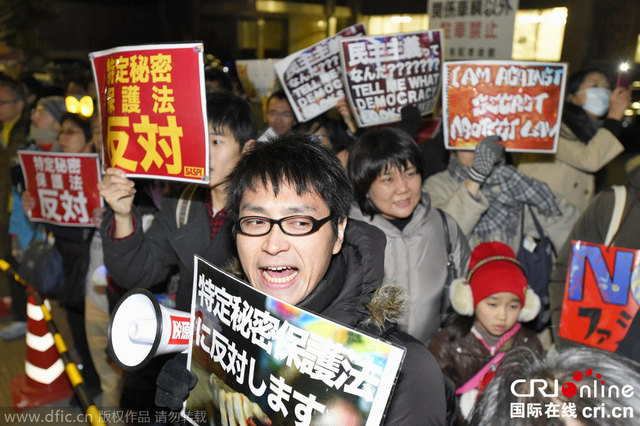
[90,43,209,183]
[340,30,443,128]
[559,241,640,352]
[443,60,567,152]
[18,151,103,227]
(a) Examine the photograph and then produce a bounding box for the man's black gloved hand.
[399,104,421,138]
[155,353,198,411]
[468,135,504,183]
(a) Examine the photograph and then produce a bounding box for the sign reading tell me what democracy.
[183,256,405,426]
[90,43,209,184]
[340,30,443,128]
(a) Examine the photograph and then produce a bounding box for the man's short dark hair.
[266,89,289,108]
[207,92,256,149]
[348,127,424,217]
[226,134,353,234]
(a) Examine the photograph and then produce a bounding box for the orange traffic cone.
[11,294,74,410]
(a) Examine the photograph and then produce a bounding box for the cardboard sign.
[559,241,640,352]
[18,151,103,227]
[90,43,209,184]
[275,23,366,123]
[183,256,405,426]
[428,0,519,61]
[443,60,567,152]
[236,58,280,108]
[340,30,443,128]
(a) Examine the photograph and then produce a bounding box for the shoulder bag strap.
[175,184,199,229]
[525,204,556,256]
[605,185,627,247]
[437,208,456,322]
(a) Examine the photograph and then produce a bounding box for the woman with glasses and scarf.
[517,69,631,214]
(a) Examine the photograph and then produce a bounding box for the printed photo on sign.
[90,43,209,184]
[340,30,443,128]
[18,151,103,227]
[182,256,405,426]
[559,240,640,352]
[275,23,366,123]
[428,0,519,61]
[442,60,567,152]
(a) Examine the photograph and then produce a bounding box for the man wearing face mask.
[516,69,631,213]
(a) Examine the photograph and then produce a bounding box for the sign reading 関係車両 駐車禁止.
[182,255,406,426]
[428,0,519,61]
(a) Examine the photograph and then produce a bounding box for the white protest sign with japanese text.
[183,256,405,426]
[275,23,366,123]
[340,30,443,128]
[428,0,519,61]
[18,151,103,227]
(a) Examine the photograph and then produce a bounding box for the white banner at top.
[428,0,519,61]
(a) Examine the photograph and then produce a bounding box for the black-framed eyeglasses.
[237,215,332,236]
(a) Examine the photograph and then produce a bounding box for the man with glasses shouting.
[155,135,446,425]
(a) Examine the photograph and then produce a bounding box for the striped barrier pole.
[0,258,106,426]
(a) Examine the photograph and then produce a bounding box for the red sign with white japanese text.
[340,30,443,128]
[18,151,103,227]
[443,60,567,152]
[90,43,209,184]
[559,241,640,352]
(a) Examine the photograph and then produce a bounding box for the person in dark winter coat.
[99,92,257,413]
[429,241,543,422]
[156,134,447,425]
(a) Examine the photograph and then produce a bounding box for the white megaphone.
[108,288,191,371]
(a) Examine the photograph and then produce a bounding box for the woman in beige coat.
[517,69,631,213]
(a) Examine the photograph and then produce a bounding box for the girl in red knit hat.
[428,241,544,423]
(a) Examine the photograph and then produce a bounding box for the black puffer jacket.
[229,219,447,425]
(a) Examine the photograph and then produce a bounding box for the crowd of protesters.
[0,56,639,426]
